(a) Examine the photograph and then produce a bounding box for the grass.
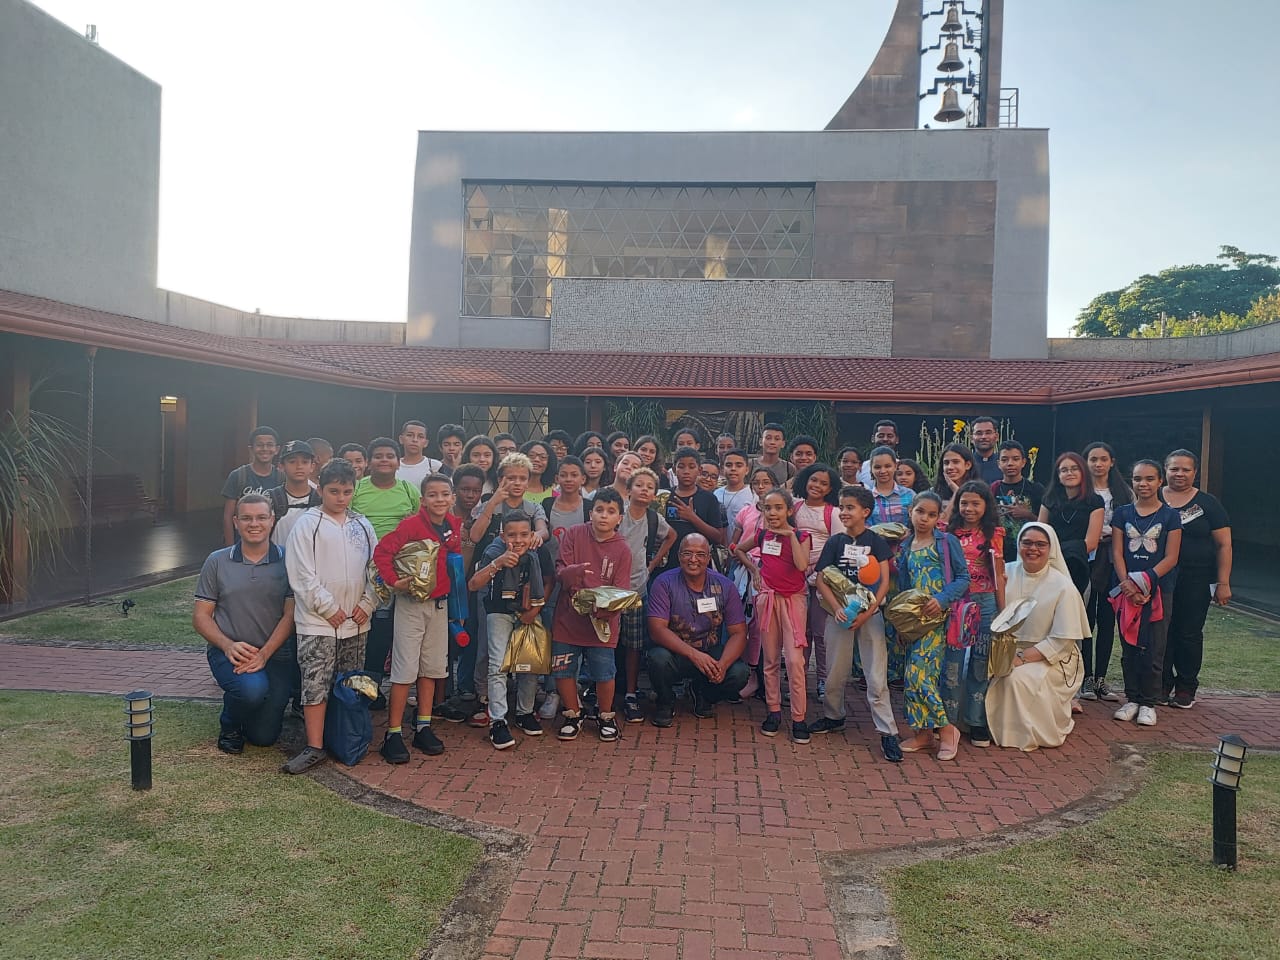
[0,576,201,647]
[0,691,482,960]
[888,752,1280,960]
[1197,607,1280,692]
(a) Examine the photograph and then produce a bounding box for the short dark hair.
[838,445,862,461]
[872,419,898,433]
[366,436,399,458]
[998,439,1026,456]
[762,422,785,436]
[337,442,366,458]
[716,432,736,444]
[500,511,533,531]
[399,419,427,434]
[790,435,819,455]
[249,426,279,445]
[557,454,585,474]
[547,429,573,447]
[672,445,701,466]
[605,430,629,448]
[318,459,356,488]
[839,485,874,511]
[592,487,624,511]
[437,423,466,445]
[971,415,997,430]
[493,432,516,445]
[672,424,701,445]
[236,492,272,513]
[867,445,896,462]
[451,464,486,487]
[1165,448,1198,468]
[700,457,720,468]
[1131,458,1164,479]
[420,472,453,495]
[722,447,749,463]
[307,437,332,455]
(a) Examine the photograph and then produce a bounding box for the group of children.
[217,416,1230,773]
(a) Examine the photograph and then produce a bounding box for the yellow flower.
[1029,446,1040,457]
[952,419,967,435]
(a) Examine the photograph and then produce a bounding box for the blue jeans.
[487,613,539,722]
[206,645,291,745]
[940,590,996,731]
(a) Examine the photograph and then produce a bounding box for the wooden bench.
[73,474,160,526]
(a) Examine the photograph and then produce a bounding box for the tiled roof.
[2,288,1275,404]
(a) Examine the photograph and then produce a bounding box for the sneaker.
[1094,678,1121,702]
[1170,689,1196,709]
[379,731,410,764]
[468,710,489,728]
[808,717,846,735]
[1137,705,1158,727]
[597,712,620,742]
[651,706,674,728]
[281,745,326,774]
[881,734,904,763]
[1079,677,1098,701]
[514,712,543,736]
[1113,702,1140,722]
[558,711,582,741]
[623,695,645,724]
[791,721,811,744]
[968,726,992,748]
[216,730,245,755]
[489,720,516,750]
[538,692,561,720]
[761,712,782,737]
[435,700,468,723]
[692,690,715,719]
[413,725,445,756]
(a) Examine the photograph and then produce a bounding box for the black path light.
[1208,733,1249,870]
[124,690,154,791]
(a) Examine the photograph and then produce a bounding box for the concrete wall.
[0,0,160,321]
[549,278,893,356]
[160,290,405,344]
[1048,321,1280,361]
[408,128,1049,358]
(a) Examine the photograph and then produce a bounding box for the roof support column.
[1,339,31,605]
[1200,403,1224,496]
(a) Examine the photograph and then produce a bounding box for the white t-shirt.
[271,491,317,547]
[716,486,755,539]
[395,457,443,488]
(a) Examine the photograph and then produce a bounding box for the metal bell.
[937,40,964,72]
[941,3,963,33]
[933,86,966,123]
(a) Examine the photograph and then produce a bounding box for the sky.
[32,0,1280,336]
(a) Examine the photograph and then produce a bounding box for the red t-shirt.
[552,524,633,648]
[954,525,1004,594]
[756,528,811,596]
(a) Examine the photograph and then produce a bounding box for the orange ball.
[858,557,881,586]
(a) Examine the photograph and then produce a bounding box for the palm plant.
[0,394,83,600]
[782,402,838,464]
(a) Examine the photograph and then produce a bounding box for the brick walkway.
[4,640,1277,960]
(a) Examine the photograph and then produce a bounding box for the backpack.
[268,485,320,523]
[940,534,981,649]
[644,509,660,564]
[542,495,591,525]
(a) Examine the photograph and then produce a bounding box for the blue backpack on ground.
[323,670,376,766]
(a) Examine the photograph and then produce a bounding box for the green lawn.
[889,752,1280,960]
[0,691,482,960]
[0,576,202,648]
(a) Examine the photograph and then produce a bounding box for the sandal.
[899,733,935,753]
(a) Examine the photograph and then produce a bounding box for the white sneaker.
[1137,705,1157,727]
[538,692,560,720]
[1113,702,1140,722]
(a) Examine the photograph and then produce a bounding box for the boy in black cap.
[268,441,322,548]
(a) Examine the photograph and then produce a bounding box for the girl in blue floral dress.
[897,492,970,761]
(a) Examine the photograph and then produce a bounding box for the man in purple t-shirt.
[646,533,749,727]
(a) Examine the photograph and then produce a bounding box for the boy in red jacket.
[373,474,461,763]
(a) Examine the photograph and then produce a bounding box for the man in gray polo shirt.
[194,493,295,754]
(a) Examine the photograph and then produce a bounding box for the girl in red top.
[735,487,812,743]
[942,480,1005,748]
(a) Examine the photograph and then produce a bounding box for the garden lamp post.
[124,690,154,791]
[1208,733,1249,870]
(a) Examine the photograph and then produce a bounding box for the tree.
[1072,246,1280,337]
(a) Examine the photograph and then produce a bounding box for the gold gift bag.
[883,589,949,643]
[501,619,552,675]
[394,539,441,602]
[988,597,1037,679]
[570,587,643,642]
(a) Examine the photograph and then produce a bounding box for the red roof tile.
[3,288,1276,404]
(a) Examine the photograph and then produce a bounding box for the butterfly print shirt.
[1112,503,1182,594]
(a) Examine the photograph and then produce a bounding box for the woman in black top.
[1160,448,1232,708]
[1080,441,1133,702]
[1038,451,1104,596]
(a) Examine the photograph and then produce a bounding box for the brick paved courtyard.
[3,640,1276,960]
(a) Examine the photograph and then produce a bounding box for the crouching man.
[195,493,295,754]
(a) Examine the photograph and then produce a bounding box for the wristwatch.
[1014,649,1026,663]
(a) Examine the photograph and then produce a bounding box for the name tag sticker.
[696,596,718,614]
[762,538,783,556]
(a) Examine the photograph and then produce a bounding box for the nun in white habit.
[987,521,1087,751]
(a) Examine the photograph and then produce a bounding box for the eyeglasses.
[1020,540,1050,550]
[679,551,710,559]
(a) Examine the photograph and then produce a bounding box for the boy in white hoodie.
[283,459,378,773]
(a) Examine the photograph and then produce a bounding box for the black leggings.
[1164,567,1213,696]
[1084,547,1116,679]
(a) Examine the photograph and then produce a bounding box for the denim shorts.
[550,641,617,682]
